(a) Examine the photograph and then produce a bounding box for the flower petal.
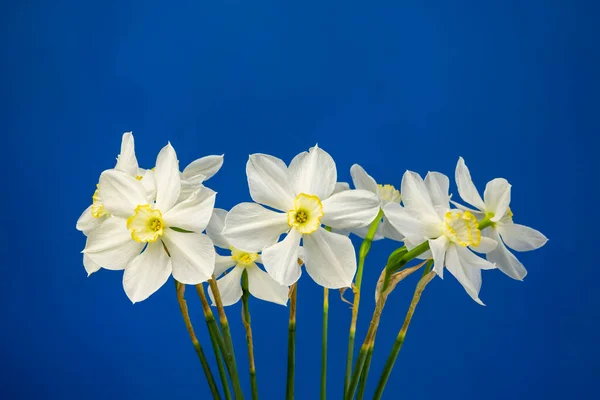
[350,164,378,193]
[455,157,485,211]
[123,241,172,303]
[400,171,440,225]
[247,264,289,306]
[115,132,139,177]
[380,216,405,241]
[83,217,144,270]
[429,235,449,278]
[223,203,289,253]
[99,169,148,218]
[262,228,302,286]
[246,154,295,211]
[445,244,485,305]
[383,202,442,240]
[288,145,337,199]
[154,143,181,213]
[76,205,103,235]
[162,231,215,284]
[183,154,224,184]
[206,208,230,249]
[469,236,498,254]
[483,228,527,280]
[139,169,157,201]
[163,187,216,232]
[214,254,236,277]
[498,223,548,252]
[321,189,380,229]
[484,178,511,221]
[303,228,356,289]
[424,171,451,210]
[209,266,243,306]
[83,254,101,276]
[333,182,350,194]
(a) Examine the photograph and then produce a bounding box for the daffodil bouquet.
[77,133,547,400]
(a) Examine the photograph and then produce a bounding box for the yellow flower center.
[443,210,481,247]
[287,193,324,234]
[377,184,402,203]
[135,175,144,181]
[91,184,108,218]
[126,204,165,243]
[231,247,259,266]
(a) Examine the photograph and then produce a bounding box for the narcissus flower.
[205,209,289,306]
[384,171,497,305]
[83,143,216,303]
[223,145,380,289]
[454,157,547,280]
[76,132,156,275]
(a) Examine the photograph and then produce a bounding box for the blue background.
[1,1,597,399]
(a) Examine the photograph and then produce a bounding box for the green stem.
[175,281,221,400]
[382,241,430,292]
[344,209,384,396]
[321,288,329,400]
[356,345,373,400]
[196,284,232,400]
[241,270,259,400]
[286,283,297,400]
[209,278,245,400]
[373,262,435,400]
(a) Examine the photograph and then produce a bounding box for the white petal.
[214,254,236,277]
[321,189,380,229]
[303,228,356,289]
[429,235,449,278]
[469,236,498,254]
[498,223,548,252]
[483,228,527,280]
[445,244,485,305]
[246,154,295,211]
[456,244,496,270]
[83,217,144,270]
[209,267,243,306]
[383,202,442,240]
[115,132,139,177]
[247,264,289,306]
[154,143,181,213]
[484,178,511,221]
[206,208,230,249]
[163,187,216,232]
[424,172,451,210]
[346,225,385,241]
[83,254,101,276]
[183,155,224,183]
[223,203,289,253]
[400,171,440,224]
[455,157,485,211]
[99,169,148,218]
[288,145,337,199]
[123,241,172,303]
[333,182,350,194]
[76,205,103,235]
[380,216,405,241]
[139,169,157,201]
[162,231,215,284]
[262,228,302,286]
[350,164,378,193]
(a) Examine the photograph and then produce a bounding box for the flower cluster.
[77,133,546,306]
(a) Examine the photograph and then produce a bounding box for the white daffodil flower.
[204,209,289,306]
[223,145,380,289]
[384,171,497,305]
[83,143,217,303]
[346,164,405,241]
[76,132,156,275]
[454,157,547,280]
[178,154,224,203]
